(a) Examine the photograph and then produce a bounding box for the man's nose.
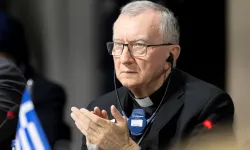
[120,46,134,63]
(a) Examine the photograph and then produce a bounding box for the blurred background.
[0,0,249,149]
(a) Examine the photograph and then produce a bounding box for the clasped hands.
[71,105,139,150]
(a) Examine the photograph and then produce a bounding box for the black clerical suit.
[81,69,235,150]
[0,57,25,149]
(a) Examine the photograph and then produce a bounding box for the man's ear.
[164,45,180,70]
[170,45,181,63]
[165,53,173,70]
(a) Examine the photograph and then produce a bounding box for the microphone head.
[203,120,213,129]
[7,105,19,119]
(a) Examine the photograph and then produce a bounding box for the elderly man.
[71,1,235,150]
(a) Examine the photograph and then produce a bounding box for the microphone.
[203,120,213,129]
[0,105,19,129]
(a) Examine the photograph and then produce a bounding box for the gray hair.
[119,0,180,45]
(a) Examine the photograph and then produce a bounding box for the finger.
[72,112,100,136]
[71,108,83,122]
[71,106,79,112]
[101,110,108,119]
[110,105,125,124]
[80,108,110,127]
[71,108,101,133]
[72,107,86,119]
[71,107,89,124]
[75,121,87,135]
[72,107,90,122]
[71,112,91,135]
[94,107,101,117]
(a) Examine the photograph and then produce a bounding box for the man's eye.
[134,43,145,47]
[114,43,123,47]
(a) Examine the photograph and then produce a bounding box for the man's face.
[113,10,172,89]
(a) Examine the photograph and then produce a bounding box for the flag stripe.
[18,128,31,150]
[15,138,21,150]
[25,127,35,150]
[28,122,45,150]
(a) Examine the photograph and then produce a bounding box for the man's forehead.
[113,24,161,42]
[113,35,149,41]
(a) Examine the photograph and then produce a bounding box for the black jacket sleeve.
[183,92,236,150]
[0,58,25,147]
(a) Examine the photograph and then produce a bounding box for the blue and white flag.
[15,80,51,150]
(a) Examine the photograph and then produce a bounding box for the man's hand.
[91,107,108,120]
[87,107,108,149]
[71,105,139,150]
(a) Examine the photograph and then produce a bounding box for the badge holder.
[127,109,155,136]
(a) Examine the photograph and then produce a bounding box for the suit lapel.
[147,69,185,138]
[150,88,184,134]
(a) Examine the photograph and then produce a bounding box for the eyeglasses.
[106,42,173,57]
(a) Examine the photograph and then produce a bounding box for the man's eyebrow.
[113,37,122,41]
[112,36,148,42]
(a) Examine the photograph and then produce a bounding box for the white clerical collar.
[134,97,154,107]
